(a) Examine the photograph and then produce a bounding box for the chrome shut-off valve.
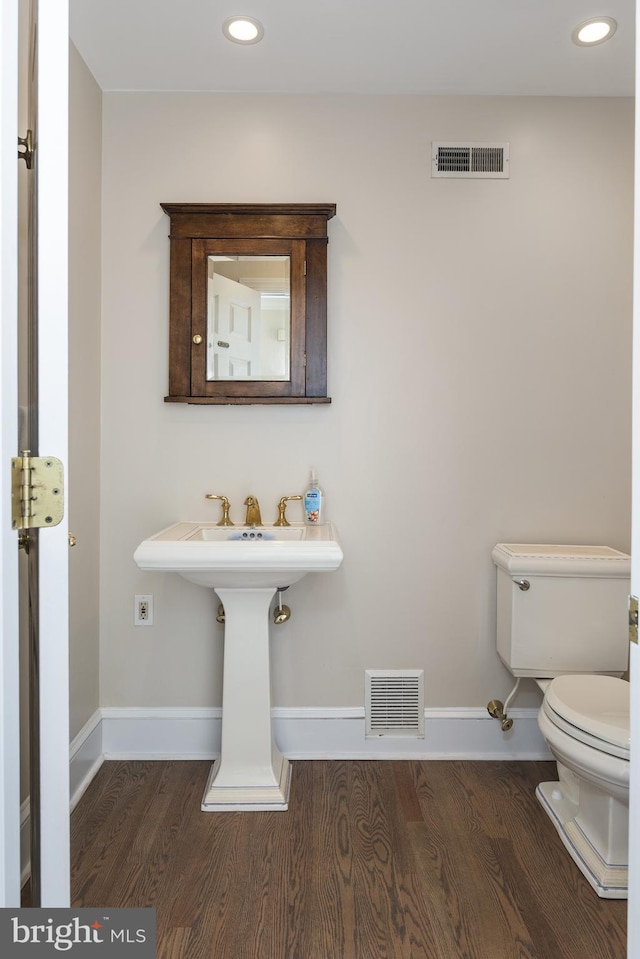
[487,699,513,732]
[487,678,521,732]
[273,587,291,625]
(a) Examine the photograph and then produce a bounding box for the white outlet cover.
[134,594,154,626]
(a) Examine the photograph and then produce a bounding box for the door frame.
[0,0,22,908]
[0,0,70,906]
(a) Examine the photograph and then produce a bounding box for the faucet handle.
[274,494,303,527]
[205,493,234,526]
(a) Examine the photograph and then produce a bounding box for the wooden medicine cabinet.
[161,203,336,404]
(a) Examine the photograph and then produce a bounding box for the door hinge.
[11,451,64,532]
[18,129,33,169]
[303,351,307,367]
[629,595,638,645]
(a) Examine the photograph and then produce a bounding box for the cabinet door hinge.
[11,451,64,532]
[303,351,307,367]
[304,260,307,276]
[629,595,638,645]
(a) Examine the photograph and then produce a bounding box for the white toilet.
[492,543,631,899]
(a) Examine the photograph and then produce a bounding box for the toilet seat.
[543,674,630,761]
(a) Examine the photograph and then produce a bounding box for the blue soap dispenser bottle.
[303,469,324,525]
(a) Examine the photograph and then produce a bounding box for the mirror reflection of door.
[208,273,261,379]
[207,255,290,381]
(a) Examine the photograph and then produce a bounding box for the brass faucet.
[274,494,303,527]
[205,493,234,526]
[244,495,262,526]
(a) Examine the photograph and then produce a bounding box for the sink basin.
[133,521,343,588]
[188,526,305,542]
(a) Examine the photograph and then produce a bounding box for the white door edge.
[627,3,640,952]
[35,0,70,905]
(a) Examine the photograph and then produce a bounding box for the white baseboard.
[98,705,551,762]
[18,705,550,881]
[70,709,105,810]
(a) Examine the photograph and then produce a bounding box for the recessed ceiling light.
[572,17,617,46]
[222,16,264,45]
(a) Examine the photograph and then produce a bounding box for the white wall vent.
[365,669,425,738]
[432,141,510,179]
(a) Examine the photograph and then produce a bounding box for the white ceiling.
[69,0,635,97]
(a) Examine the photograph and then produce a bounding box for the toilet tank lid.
[492,543,630,578]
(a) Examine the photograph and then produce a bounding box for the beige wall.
[98,92,633,713]
[69,43,101,740]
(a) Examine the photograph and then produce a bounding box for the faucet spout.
[244,496,262,526]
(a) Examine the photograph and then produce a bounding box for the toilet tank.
[492,544,631,678]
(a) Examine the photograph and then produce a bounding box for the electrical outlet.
[135,594,154,627]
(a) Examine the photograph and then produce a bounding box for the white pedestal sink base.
[202,755,292,811]
[201,586,290,812]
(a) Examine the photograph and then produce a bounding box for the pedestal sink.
[133,521,343,811]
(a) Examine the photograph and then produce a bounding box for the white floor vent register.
[365,669,425,738]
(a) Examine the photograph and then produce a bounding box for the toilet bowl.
[491,543,631,899]
[536,673,629,899]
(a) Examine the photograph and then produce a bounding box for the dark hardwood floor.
[63,759,626,958]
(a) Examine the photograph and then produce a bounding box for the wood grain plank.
[349,762,406,959]
[308,760,357,959]
[392,761,424,824]
[156,926,191,959]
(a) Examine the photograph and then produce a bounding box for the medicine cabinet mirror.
[161,203,336,404]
